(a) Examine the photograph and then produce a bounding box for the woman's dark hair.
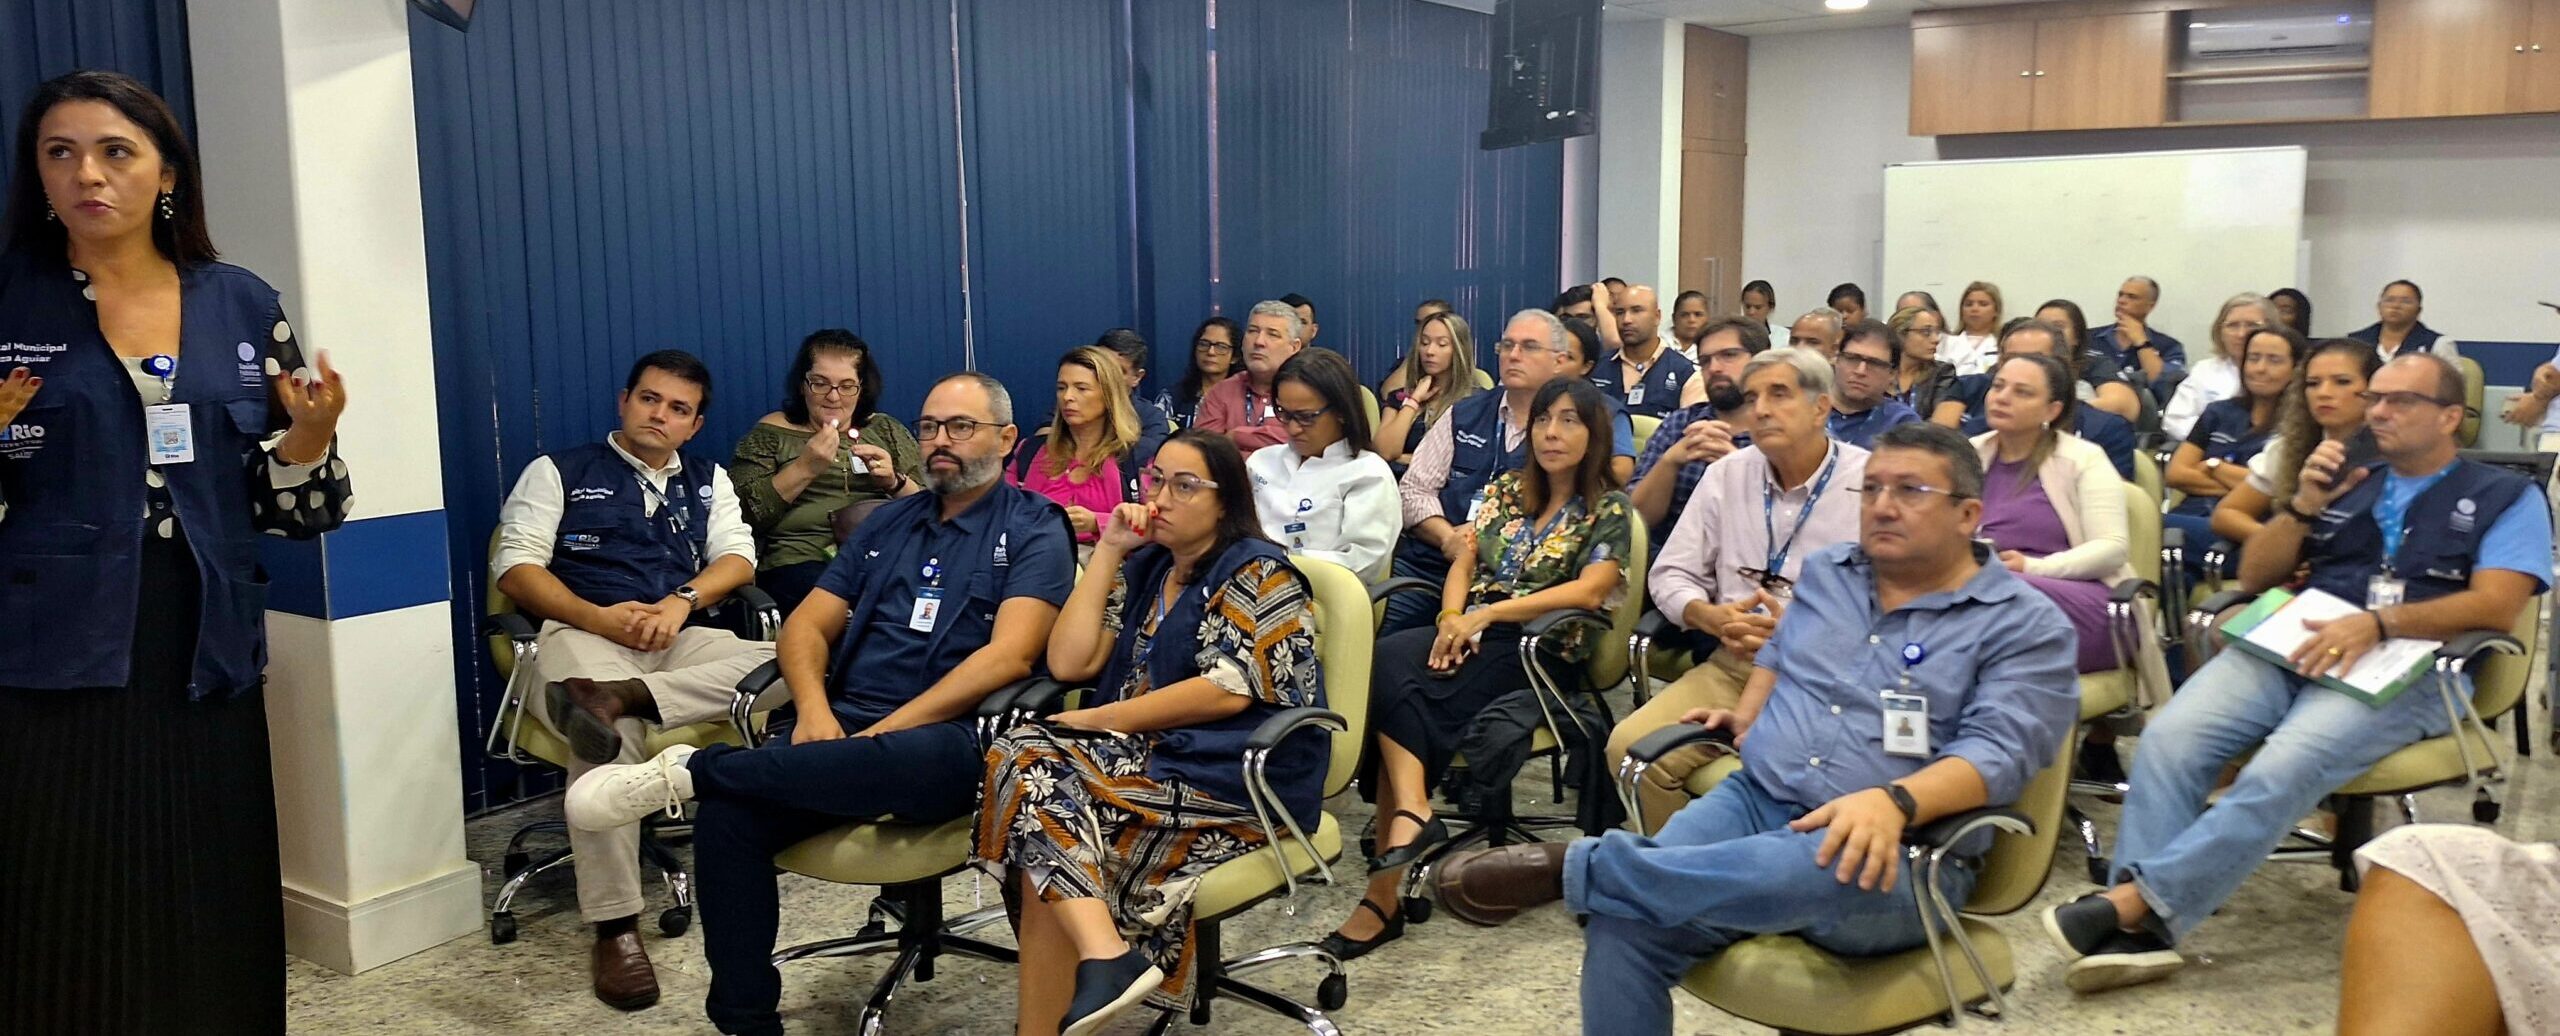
[779,328,883,425]
[1741,280,1775,307]
[1559,317,1602,371]
[2269,287,2314,335]
[628,349,714,411]
[6,71,216,264]
[2383,279,2424,303]
[1274,347,1374,455]
[1990,352,2077,487]
[1520,377,1618,518]
[2034,298,2093,352]
[1158,429,1273,575]
[1827,283,1867,309]
[1176,316,1241,404]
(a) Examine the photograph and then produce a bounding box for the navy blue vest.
[545,441,718,609]
[0,252,322,696]
[1589,345,1697,418]
[1096,538,1327,827]
[2303,458,2532,606]
[1437,390,1527,520]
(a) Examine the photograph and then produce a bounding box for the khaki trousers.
[526,622,774,922]
[1605,649,1753,834]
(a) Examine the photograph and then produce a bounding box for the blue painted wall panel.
[0,0,194,204]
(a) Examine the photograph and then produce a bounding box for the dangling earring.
[44,204,58,222]
[158,192,175,221]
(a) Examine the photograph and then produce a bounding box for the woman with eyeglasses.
[2165,325,2304,574]
[1009,346,1149,563]
[2211,338,2382,545]
[978,429,1326,1036]
[1322,377,1632,963]
[2161,292,2284,441]
[1167,316,1240,429]
[1375,310,1483,467]
[1249,349,1399,581]
[727,329,922,613]
[1889,303,1966,427]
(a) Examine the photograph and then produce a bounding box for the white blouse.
[2161,356,2239,442]
[1942,332,2001,377]
[1246,438,1400,583]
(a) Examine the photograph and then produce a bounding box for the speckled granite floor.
[289,666,2559,1035]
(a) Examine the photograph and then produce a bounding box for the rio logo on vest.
[0,421,45,458]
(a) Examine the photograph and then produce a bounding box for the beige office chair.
[1472,368,1496,391]
[2183,586,2537,889]
[2064,480,2169,882]
[2458,356,2484,447]
[479,531,779,944]
[1619,726,2075,1033]
[1360,386,1382,432]
[1630,414,1663,458]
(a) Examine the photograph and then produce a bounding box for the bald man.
[1590,284,1697,419]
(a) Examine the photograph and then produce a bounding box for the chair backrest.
[2130,450,2163,509]
[2470,594,2542,722]
[1585,511,1652,691]
[2120,480,2159,586]
[1472,368,1495,390]
[1359,385,1382,431]
[1291,556,1375,798]
[1963,737,2075,915]
[2458,356,2484,447]
[1629,414,1662,458]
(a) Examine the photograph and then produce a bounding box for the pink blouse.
[1008,447,1126,542]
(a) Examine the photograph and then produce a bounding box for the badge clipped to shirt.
[145,403,196,465]
[1881,690,1930,758]
[1626,384,1646,407]
[1465,488,1489,523]
[910,587,945,632]
[2367,573,2407,610]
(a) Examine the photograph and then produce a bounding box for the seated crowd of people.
[484,276,2555,1036]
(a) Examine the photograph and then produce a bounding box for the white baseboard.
[282,862,484,974]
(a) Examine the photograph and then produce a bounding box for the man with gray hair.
[1194,299,1307,452]
[1609,347,1870,827]
[564,370,1079,1034]
[1786,308,1846,359]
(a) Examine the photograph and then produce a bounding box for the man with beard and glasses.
[1633,318,1769,529]
[564,372,1077,1036]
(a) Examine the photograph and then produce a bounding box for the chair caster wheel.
[2086,857,2111,886]
[859,1011,887,1036]
[1317,973,1349,1011]
[502,851,531,878]
[489,912,518,945]
[2474,799,2501,823]
[660,906,692,937]
[1402,895,1433,924]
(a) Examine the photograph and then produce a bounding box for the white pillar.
[186,0,479,974]
[1593,15,1683,292]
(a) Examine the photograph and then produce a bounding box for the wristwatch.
[2279,498,2320,525]
[672,585,702,609]
[1878,782,1919,823]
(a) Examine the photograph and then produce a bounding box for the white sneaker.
[565,744,698,832]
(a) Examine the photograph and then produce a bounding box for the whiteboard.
[1882,147,2306,357]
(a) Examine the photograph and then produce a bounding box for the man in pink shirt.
[1608,347,1869,829]
[1193,300,1307,453]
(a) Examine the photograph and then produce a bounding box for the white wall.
[1741,24,2560,345]
[1594,16,1685,295]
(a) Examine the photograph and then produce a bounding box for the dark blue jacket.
[545,442,718,609]
[2303,459,2532,606]
[0,251,343,696]
[2347,321,2444,358]
[1589,345,1696,419]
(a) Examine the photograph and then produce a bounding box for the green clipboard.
[2217,588,2437,708]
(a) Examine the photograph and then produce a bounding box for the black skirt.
[1363,623,1561,796]
[0,525,286,1035]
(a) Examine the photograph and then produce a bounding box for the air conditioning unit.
[2188,4,2373,60]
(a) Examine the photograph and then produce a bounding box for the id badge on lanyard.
[146,404,196,465]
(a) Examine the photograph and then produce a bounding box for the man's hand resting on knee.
[1789,788,1908,893]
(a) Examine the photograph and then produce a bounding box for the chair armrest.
[2189,588,2259,617]
[1906,806,2033,848]
[1244,706,1348,750]
[1636,609,1678,640]
[1368,577,1438,605]
[730,659,787,747]
[731,584,784,640]
[2108,579,2160,606]
[2437,630,2527,667]
[977,676,1068,719]
[1523,607,1611,640]
[1625,721,1737,764]
[481,612,541,643]
[2200,539,2240,566]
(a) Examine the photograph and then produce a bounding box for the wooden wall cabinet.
[2372,0,2533,115]
[1912,13,2170,134]
[2526,0,2560,110]
[1680,26,1749,318]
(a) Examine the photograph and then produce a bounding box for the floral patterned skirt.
[974,723,1267,1005]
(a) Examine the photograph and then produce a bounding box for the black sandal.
[1316,898,1406,963]
[1364,809,1448,873]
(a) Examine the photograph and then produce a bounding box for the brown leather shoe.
[551,678,650,765]
[1433,842,1568,928]
[591,929,661,1010]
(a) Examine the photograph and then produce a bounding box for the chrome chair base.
[770,880,1016,1036]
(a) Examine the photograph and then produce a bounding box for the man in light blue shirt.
[1426,422,2079,1035]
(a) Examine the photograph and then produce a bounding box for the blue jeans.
[689,715,981,1035]
[2111,647,2456,941]
[1565,770,1977,1036]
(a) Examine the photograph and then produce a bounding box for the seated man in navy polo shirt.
[565,372,1077,1036]
[2048,354,2550,994]
[1428,421,2079,1035]
[2088,275,2187,396]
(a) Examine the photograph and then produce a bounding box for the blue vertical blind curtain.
[0,0,194,206]
[415,0,1561,811]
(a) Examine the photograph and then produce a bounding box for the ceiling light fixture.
[1825,0,1871,9]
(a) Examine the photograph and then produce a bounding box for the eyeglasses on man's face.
[913,417,989,442]
[1142,468,1220,502]
[1495,338,1556,357]
[1857,481,1970,507]
[1836,352,1894,374]
[2357,390,2458,411]
[804,376,862,398]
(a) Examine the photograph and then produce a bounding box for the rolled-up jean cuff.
[1563,834,1597,915]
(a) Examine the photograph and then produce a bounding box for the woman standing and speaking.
[0,71,352,1033]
